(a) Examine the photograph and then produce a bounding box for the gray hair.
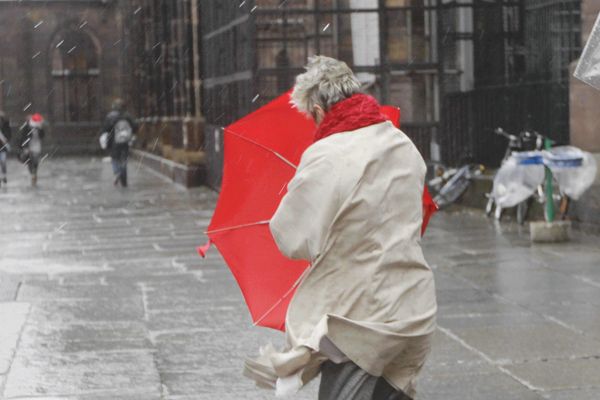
[291,56,361,116]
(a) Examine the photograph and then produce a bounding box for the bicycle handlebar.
[495,127,544,142]
[494,127,518,141]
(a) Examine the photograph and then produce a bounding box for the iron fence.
[441,0,581,167]
[443,81,570,167]
[525,0,581,83]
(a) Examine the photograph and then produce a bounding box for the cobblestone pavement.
[1,157,599,400]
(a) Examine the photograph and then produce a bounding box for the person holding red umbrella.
[19,113,46,186]
[244,56,437,399]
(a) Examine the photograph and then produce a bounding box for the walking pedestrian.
[19,113,45,186]
[0,111,11,188]
[245,56,437,400]
[102,99,137,187]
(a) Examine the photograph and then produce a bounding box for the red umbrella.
[199,92,436,331]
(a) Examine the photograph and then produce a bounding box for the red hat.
[31,113,43,123]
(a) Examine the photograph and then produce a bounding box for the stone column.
[569,0,600,229]
[570,1,600,152]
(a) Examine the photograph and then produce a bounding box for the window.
[51,29,100,122]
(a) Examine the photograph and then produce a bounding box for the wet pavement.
[1,157,599,400]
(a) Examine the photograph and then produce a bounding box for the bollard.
[544,138,555,223]
[531,220,571,243]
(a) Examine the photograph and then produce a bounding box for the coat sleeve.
[269,146,341,261]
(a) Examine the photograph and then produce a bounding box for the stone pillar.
[570,1,600,152]
[569,0,600,229]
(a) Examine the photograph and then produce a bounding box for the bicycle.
[485,128,544,224]
[489,129,594,224]
[429,163,484,209]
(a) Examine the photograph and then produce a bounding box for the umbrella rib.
[252,265,312,328]
[205,220,271,235]
[226,129,298,170]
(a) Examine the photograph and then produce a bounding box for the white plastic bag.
[574,13,600,90]
[546,146,597,200]
[99,132,109,150]
[492,156,545,208]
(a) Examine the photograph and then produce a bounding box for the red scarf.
[314,94,387,142]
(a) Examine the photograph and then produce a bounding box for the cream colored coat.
[245,121,437,398]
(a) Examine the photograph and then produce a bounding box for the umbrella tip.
[197,239,213,258]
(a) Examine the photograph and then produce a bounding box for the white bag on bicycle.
[492,156,544,208]
[546,146,597,200]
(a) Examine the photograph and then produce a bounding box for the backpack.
[114,119,133,144]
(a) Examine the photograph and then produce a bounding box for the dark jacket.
[103,110,138,159]
[0,116,11,152]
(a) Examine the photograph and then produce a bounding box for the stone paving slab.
[523,302,600,339]
[3,350,161,398]
[505,358,600,391]
[16,320,152,354]
[419,330,497,377]
[26,298,145,324]
[454,321,599,363]
[0,276,21,302]
[8,392,162,400]
[17,281,140,301]
[419,371,546,400]
[0,303,30,375]
[544,387,600,400]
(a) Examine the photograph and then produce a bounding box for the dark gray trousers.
[319,361,413,400]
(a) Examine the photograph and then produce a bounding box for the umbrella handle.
[197,239,213,258]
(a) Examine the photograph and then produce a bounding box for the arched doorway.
[51,29,100,122]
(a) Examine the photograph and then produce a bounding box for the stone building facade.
[199,0,583,174]
[570,0,600,228]
[0,0,129,153]
[125,0,205,186]
[571,0,600,153]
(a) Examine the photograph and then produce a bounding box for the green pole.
[544,138,555,222]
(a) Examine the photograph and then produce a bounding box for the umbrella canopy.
[201,92,435,331]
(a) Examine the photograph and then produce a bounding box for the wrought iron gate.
[442,0,581,167]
